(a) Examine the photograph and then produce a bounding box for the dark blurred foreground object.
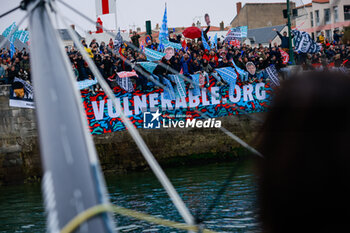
[257,71,350,233]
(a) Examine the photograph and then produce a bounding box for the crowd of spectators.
[1,28,349,92]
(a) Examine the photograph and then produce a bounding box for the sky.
[1,0,311,36]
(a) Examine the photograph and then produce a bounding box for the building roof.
[312,0,329,3]
[296,3,312,9]
[230,2,290,25]
[247,24,286,44]
[57,29,83,41]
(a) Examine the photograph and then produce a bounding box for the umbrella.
[182,27,201,39]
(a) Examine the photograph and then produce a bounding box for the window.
[345,5,350,21]
[315,10,320,26]
[324,8,331,24]
[310,12,314,27]
[333,6,338,22]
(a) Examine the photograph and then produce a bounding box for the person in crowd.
[273,28,291,51]
[333,29,343,44]
[256,71,350,233]
[1,28,348,95]
[0,63,6,84]
[131,31,140,48]
[317,31,325,44]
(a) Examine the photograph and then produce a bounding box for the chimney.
[236,2,242,15]
[220,21,224,31]
[70,24,75,31]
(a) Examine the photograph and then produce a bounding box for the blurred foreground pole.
[27,0,115,232]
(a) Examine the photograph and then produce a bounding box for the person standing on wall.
[273,28,291,53]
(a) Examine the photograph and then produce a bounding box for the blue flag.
[9,43,16,58]
[77,78,98,90]
[161,38,182,50]
[158,4,168,51]
[13,30,29,43]
[138,62,158,74]
[190,74,201,96]
[232,60,248,82]
[201,30,211,51]
[215,67,237,97]
[211,33,217,49]
[169,74,186,99]
[163,77,176,100]
[145,48,166,61]
[2,22,17,38]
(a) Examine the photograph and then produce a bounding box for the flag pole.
[115,0,118,31]
[287,0,295,65]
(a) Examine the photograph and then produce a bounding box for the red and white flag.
[279,48,289,65]
[117,71,138,78]
[230,39,240,48]
[95,0,116,15]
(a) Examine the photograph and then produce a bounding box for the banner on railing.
[82,80,272,135]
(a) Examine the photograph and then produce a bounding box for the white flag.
[95,0,116,15]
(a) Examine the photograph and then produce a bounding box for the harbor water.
[0,160,259,232]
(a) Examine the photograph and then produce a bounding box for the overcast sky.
[1,0,311,35]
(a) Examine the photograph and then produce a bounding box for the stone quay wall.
[0,85,264,185]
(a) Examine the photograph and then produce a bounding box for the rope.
[0,6,20,19]
[60,204,218,233]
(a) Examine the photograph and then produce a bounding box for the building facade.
[295,0,350,40]
[230,2,296,29]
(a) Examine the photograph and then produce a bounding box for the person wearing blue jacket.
[273,28,291,51]
[180,53,192,76]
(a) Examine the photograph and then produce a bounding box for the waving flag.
[265,65,280,87]
[215,67,237,97]
[279,48,289,64]
[292,29,320,54]
[95,0,116,15]
[114,28,123,50]
[13,30,29,43]
[115,75,134,92]
[210,33,217,49]
[230,39,240,48]
[163,77,176,100]
[201,30,211,51]
[9,43,16,58]
[232,60,248,82]
[77,78,98,90]
[161,38,182,50]
[225,26,248,42]
[145,48,165,61]
[190,74,201,96]
[169,74,186,99]
[2,22,17,38]
[158,4,169,51]
[117,70,138,78]
[138,62,158,74]
[182,40,187,51]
